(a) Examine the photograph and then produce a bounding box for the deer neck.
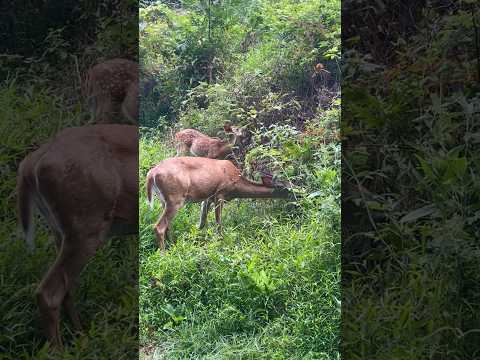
[229,177,290,199]
[214,142,233,159]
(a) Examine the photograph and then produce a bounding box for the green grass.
[139,133,340,359]
[0,82,138,359]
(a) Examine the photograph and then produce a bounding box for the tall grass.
[139,130,340,359]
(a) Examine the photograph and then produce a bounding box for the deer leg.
[175,143,189,157]
[198,199,211,229]
[51,230,82,332]
[94,95,116,124]
[35,232,103,348]
[155,201,182,250]
[87,96,97,123]
[214,198,224,233]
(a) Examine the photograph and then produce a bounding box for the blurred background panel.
[342,0,480,358]
[0,0,139,358]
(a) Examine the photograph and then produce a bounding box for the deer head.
[223,123,248,147]
[84,58,139,124]
[261,173,294,189]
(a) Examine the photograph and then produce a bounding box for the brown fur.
[17,125,138,348]
[174,125,246,160]
[174,129,232,159]
[84,58,139,124]
[146,157,291,250]
[174,125,248,229]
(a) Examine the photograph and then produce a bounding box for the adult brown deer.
[17,125,138,348]
[84,58,139,124]
[174,124,247,160]
[146,157,292,250]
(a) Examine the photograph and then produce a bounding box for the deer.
[146,157,293,250]
[16,124,138,349]
[174,124,247,160]
[84,58,139,124]
[174,124,248,227]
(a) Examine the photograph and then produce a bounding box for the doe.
[17,124,138,348]
[146,157,292,250]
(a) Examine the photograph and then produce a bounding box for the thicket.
[139,0,340,358]
[342,1,480,358]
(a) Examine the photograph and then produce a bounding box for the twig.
[342,154,378,233]
[74,55,81,95]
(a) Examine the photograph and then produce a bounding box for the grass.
[139,131,340,359]
[0,81,138,359]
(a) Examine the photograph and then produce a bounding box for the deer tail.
[83,68,92,98]
[146,172,154,209]
[17,164,36,252]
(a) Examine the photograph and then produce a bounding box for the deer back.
[150,157,241,202]
[175,129,232,159]
[174,129,204,147]
[84,59,139,124]
[19,125,138,233]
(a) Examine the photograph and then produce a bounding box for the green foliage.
[1,0,138,81]
[140,0,340,126]
[343,2,480,358]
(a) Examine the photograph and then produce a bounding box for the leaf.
[163,321,174,330]
[308,190,322,198]
[415,155,434,179]
[160,303,185,324]
[464,133,480,143]
[449,156,467,178]
[366,201,385,211]
[400,204,437,223]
